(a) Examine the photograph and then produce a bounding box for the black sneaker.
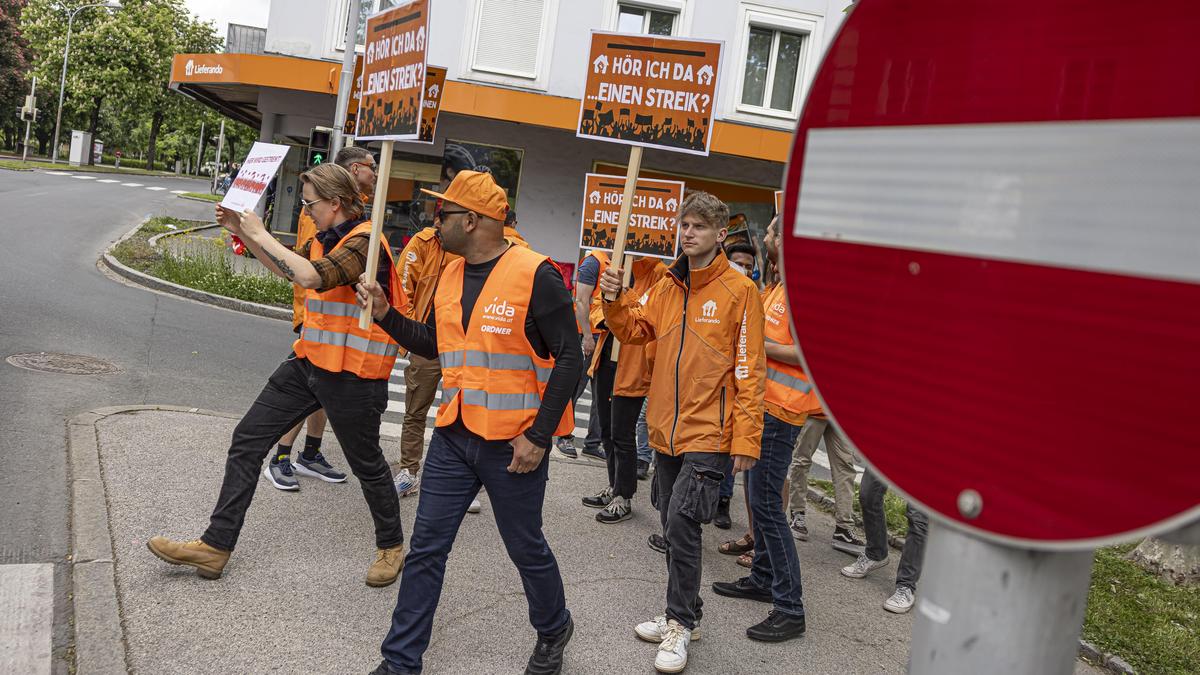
[596,497,632,524]
[648,533,668,554]
[369,660,418,675]
[581,444,607,461]
[582,486,614,509]
[713,496,732,530]
[554,437,578,459]
[637,460,650,480]
[525,615,574,675]
[832,527,866,556]
[746,610,806,643]
[712,577,772,603]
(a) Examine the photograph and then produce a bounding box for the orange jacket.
[292,221,407,380]
[603,251,766,458]
[504,226,530,248]
[398,227,461,323]
[761,283,811,427]
[292,192,371,329]
[589,257,667,397]
[433,246,575,440]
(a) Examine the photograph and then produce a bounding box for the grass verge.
[179,192,222,202]
[807,480,1200,673]
[110,217,291,307]
[0,158,177,176]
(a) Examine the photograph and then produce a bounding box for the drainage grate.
[5,352,119,375]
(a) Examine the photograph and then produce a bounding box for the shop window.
[617,3,677,35]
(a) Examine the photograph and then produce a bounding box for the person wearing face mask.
[359,170,582,675]
[266,146,382,492]
[147,163,408,589]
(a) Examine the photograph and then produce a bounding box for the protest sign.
[580,174,684,260]
[356,0,429,141]
[417,65,447,144]
[219,141,290,213]
[577,32,722,156]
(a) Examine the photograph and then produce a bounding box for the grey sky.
[184,0,270,42]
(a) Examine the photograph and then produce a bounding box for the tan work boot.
[147,536,230,579]
[367,544,405,587]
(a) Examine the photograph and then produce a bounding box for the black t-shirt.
[378,246,582,448]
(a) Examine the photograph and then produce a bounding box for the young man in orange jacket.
[711,216,808,642]
[600,191,766,674]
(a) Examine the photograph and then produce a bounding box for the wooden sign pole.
[359,139,395,329]
[604,144,643,361]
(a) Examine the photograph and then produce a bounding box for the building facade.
[172,0,848,265]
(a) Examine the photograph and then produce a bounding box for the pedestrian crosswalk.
[41,169,194,194]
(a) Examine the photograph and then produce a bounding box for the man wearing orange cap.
[359,170,582,675]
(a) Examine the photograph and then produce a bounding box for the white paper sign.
[219,142,291,213]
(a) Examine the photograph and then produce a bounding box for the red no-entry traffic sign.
[781,0,1200,547]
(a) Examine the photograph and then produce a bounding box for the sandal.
[718,534,754,555]
[737,552,753,568]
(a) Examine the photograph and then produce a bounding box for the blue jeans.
[379,426,570,672]
[636,399,652,464]
[720,456,735,499]
[747,413,806,617]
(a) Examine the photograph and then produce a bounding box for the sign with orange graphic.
[417,65,447,144]
[577,32,722,156]
[356,0,429,141]
[579,174,685,260]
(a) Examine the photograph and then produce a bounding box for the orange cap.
[420,170,509,221]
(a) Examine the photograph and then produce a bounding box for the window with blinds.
[471,0,548,79]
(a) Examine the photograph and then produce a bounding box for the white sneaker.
[883,586,915,613]
[393,468,421,497]
[634,615,701,643]
[467,497,482,514]
[840,553,889,579]
[654,619,691,673]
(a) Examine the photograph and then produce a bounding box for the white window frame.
[458,0,560,91]
[724,2,824,128]
[604,0,693,37]
[327,0,392,58]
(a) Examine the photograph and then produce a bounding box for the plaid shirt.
[296,221,391,294]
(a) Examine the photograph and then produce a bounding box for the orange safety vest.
[761,283,812,424]
[588,257,667,397]
[292,221,404,380]
[434,246,575,441]
[582,250,610,333]
[292,192,372,330]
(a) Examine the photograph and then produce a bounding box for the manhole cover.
[6,352,119,375]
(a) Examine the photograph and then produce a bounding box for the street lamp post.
[51,1,121,164]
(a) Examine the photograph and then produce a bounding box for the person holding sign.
[147,163,408,589]
[599,192,766,673]
[581,255,666,524]
[358,170,581,675]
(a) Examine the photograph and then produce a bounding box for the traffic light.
[308,126,333,167]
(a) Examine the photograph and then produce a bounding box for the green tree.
[0,0,32,152]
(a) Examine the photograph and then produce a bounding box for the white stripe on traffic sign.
[794,119,1200,284]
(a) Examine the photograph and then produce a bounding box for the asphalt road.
[0,168,294,673]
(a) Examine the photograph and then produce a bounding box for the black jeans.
[654,450,726,630]
[861,469,928,591]
[380,426,569,672]
[202,356,403,552]
[592,338,643,499]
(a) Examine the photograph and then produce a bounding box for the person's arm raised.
[218,206,321,289]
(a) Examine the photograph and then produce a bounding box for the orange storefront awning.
[170,52,792,163]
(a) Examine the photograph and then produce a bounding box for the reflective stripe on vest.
[440,387,542,412]
[301,326,400,357]
[766,366,812,393]
[306,298,360,318]
[761,283,813,414]
[439,349,554,382]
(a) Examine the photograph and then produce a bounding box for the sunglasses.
[352,161,378,172]
[436,206,471,221]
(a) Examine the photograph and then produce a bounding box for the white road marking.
[72,175,97,180]
[120,183,143,187]
[0,563,54,675]
[170,190,188,194]
[145,186,167,191]
[96,179,120,184]
[44,171,72,176]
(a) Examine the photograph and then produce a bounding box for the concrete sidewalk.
[75,407,1104,674]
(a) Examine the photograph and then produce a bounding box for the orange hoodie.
[603,251,766,459]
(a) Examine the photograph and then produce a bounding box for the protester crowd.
[144,150,927,675]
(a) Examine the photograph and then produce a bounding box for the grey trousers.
[788,417,858,530]
[861,470,928,590]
